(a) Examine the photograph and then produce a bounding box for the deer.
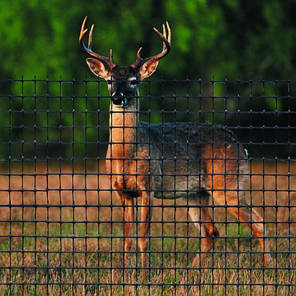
[79,17,272,276]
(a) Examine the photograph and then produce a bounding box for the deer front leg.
[138,191,151,278]
[118,193,134,269]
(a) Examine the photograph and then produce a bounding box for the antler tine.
[131,22,171,69]
[136,47,143,58]
[161,24,167,52]
[79,16,88,43]
[131,47,143,69]
[162,24,166,39]
[166,21,171,43]
[79,17,116,69]
[88,24,94,48]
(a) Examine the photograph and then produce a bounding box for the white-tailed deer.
[79,17,272,275]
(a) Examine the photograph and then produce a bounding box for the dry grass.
[0,160,295,295]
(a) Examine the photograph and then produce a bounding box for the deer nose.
[111,91,127,106]
[112,91,124,100]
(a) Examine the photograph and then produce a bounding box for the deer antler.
[79,16,116,70]
[131,21,171,69]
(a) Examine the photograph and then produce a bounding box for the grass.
[0,160,295,295]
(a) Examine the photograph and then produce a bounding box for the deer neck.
[108,97,139,159]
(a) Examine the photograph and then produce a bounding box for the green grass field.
[0,161,295,295]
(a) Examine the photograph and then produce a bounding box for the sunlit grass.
[0,161,294,295]
[0,217,294,295]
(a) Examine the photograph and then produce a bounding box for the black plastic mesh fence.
[0,78,295,295]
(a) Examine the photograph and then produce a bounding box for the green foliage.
[1,0,296,80]
[0,0,295,159]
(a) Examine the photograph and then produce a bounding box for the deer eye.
[107,79,112,85]
[129,78,138,85]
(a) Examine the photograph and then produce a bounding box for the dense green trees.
[1,0,296,80]
[0,0,295,160]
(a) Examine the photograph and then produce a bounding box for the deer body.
[79,17,272,276]
[107,112,248,199]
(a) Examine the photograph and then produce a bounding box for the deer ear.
[86,58,111,79]
[138,59,159,80]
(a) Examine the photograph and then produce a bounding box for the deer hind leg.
[214,191,272,267]
[187,198,219,267]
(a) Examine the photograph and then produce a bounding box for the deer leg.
[138,191,151,278]
[202,204,219,239]
[119,194,134,268]
[187,199,219,268]
[215,192,272,267]
[228,204,272,267]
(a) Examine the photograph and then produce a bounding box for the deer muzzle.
[111,91,129,108]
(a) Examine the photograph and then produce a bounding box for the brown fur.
[105,103,272,274]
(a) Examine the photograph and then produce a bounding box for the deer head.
[79,17,171,108]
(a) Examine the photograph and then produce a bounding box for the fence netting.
[0,78,295,295]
